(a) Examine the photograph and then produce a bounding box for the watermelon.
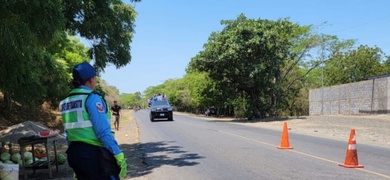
[38,129,60,137]
[25,159,33,165]
[57,154,66,165]
[3,160,13,164]
[38,130,51,137]
[23,152,33,160]
[1,153,11,161]
[11,153,21,163]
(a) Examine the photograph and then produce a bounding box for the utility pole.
[321,60,324,115]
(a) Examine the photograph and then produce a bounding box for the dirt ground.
[182,112,390,148]
[0,110,141,180]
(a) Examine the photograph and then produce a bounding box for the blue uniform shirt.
[80,85,122,155]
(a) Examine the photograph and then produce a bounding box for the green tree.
[121,92,143,108]
[0,0,66,107]
[280,34,355,116]
[155,79,189,111]
[63,0,140,71]
[1,0,140,110]
[325,45,387,85]
[182,72,212,113]
[50,37,92,105]
[188,14,306,119]
[383,56,390,70]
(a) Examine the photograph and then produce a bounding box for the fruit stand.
[17,131,59,180]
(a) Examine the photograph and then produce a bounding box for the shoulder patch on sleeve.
[96,102,105,113]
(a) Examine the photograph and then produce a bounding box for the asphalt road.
[133,110,390,180]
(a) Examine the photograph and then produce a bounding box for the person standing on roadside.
[59,62,127,180]
[111,101,121,131]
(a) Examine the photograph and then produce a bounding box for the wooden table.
[18,135,59,179]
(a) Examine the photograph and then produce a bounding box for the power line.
[333,15,390,33]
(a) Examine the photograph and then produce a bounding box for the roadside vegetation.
[1,2,389,129]
[136,14,390,119]
[0,1,140,129]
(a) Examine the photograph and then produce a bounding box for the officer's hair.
[72,79,86,88]
[72,70,86,87]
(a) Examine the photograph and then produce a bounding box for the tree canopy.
[189,14,313,118]
[0,0,140,109]
[64,0,139,71]
[148,14,390,119]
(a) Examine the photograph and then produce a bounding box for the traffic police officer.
[60,62,127,180]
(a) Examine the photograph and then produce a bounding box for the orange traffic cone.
[339,129,364,168]
[277,122,293,149]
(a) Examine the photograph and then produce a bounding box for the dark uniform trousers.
[67,141,120,180]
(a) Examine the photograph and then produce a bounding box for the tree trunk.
[248,89,264,119]
[4,91,13,111]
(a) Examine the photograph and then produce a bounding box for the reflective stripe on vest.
[64,120,93,129]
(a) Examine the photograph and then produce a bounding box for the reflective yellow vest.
[60,88,110,146]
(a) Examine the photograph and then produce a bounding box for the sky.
[99,0,390,94]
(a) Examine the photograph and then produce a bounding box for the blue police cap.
[72,62,97,81]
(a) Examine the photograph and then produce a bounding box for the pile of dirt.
[0,121,68,152]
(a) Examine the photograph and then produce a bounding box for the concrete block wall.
[309,77,389,115]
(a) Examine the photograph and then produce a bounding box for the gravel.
[215,114,390,148]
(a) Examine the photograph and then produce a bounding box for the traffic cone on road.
[339,129,364,168]
[277,122,293,149]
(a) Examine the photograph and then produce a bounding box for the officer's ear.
[84,76,97,89]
